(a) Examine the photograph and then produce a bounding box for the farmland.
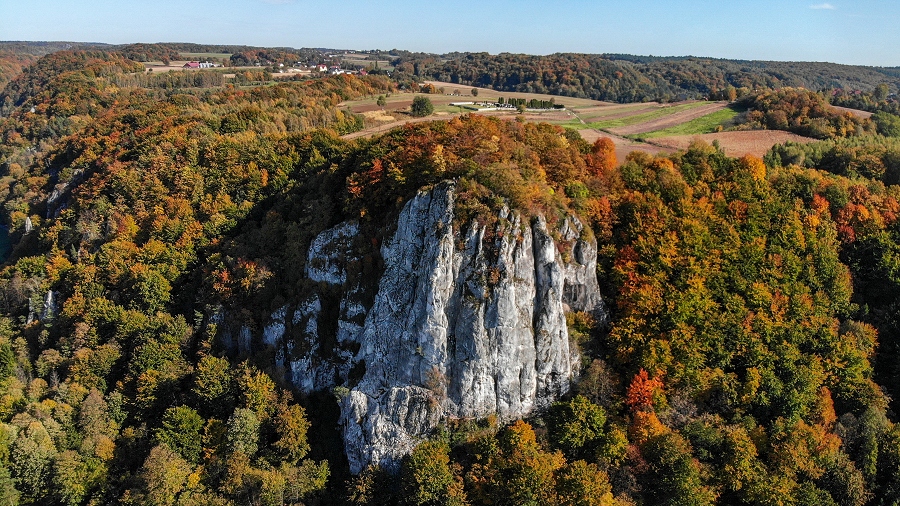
[339,86,821,160]
[650,130,818,157]
[608,102,727,135]
[571,101,718,131]
[634,106,740,138]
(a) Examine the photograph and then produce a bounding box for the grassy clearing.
[553,118,591,129]
[632,106,740,139]
[435,104,471,114]
[585,102,712,130]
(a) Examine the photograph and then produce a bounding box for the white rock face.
[307,221,359,285]
[339,182,607,473]
[287,295,343,394]
[215,181,607,472]
[254,221,368,394]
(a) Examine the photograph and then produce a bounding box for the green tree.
[0,465,18,506]
[227,408,261,458]
[237,365,277,420]
[0,424,19,506]
[411,96,434,117]
[467,421,565,505]
[283,460,330,502]
[79,388,117,440]
[377,95,387,108]
[471,88,478,97]
[873,112,900,137]
[272,400,311,464]
[401,439,467,506]
[0,338,14,380]
[556,460,615,506]
[547,396,607,460]
[640,432,715,506]
[139,444,193,506]
[53,450,105,506]
[819,451,869,506]
[193,355,233,416]
[9,420,57,502]
[155,406,204,464]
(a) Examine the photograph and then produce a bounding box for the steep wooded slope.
[1,49,900,506]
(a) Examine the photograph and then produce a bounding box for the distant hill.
[3,41,900,105]
[394,52,900,103]
[0,41,109,91]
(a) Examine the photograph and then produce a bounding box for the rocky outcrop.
[250,221,368,394]
[213,181,607,473]
[339,182,607,473]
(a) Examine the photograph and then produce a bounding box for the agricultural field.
[568,101,718,131]
[568,103,662,123]
[609,102,727,135]
[633,106,740,139]
[341,86,820,159]
[340,52,394,71]
[650,130,819,157]
[568,99,818,158]
[831,105,874,119]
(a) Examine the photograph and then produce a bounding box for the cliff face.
[244,182,606,473]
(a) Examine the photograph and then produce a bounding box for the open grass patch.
[586,102,712,130]
[632,106,740,139]
[551,119,590,129]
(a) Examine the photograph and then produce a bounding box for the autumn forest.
[1,42,900,506]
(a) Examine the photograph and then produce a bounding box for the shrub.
[411,96,434,117]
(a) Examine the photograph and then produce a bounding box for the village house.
[182,61,218,69]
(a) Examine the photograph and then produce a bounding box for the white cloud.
[810,3,836,9]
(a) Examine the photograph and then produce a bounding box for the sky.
[1,0,899,67]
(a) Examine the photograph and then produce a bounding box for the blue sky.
[2,0,898,66]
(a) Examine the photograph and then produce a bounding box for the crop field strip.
[584,101,713,130]
[633,106,739,139]
[569,103,660,121]
[610,102,727,135]
[650,130,818,157]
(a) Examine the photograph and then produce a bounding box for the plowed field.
[651,130,817,158]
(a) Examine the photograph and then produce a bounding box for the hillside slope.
[1,49,900,505]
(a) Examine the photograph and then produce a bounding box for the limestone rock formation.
[338,182,607,472]
[217,181,607,472]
